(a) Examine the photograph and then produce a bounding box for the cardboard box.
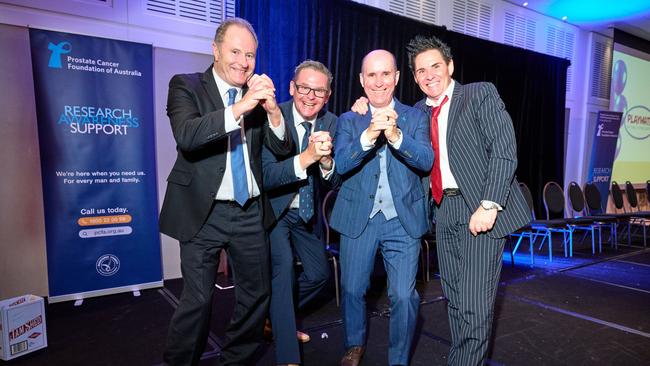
[0,295,48,361]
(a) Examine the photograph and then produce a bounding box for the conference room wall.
[0,23,212,298]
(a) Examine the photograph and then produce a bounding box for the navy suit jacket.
[262,101,341,225]
[330,99,433,239]
[159,66,293,242]
[414,81,531,238]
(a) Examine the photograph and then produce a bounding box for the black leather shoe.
[340,346,365,366]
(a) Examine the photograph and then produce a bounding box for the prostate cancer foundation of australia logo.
[96,254,120,276]
[47,41,72,68]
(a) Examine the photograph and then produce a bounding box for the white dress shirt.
[360,99,403,150]
[426,80,459,190]
[212,68,285,201]
[289,104,334,209]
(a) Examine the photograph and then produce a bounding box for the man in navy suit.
[159,18,292,366]
[332,50,433,366]
[262,60,340,366]
[408,36,530,365]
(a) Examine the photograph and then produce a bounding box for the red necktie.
[429,95,449,205]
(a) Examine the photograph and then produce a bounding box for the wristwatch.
[480,200,499,210]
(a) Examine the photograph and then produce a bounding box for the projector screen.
[609,41,650,185]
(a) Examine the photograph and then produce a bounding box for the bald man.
[330,50,433,366]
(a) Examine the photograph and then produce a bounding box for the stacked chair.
[611,181,649,247]
[535,182,596,259]
[508,182,538,265]
[567,181,619,252]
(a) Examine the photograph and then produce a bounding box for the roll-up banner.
[586,111,623,212]
[29,28,162,303]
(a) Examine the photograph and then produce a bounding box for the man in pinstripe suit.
[332,49,433,366]
[408,35,531,365]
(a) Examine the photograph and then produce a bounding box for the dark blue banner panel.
[587,111,623,212]
[29,28,162,301]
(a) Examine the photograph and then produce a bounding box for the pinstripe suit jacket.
[331,99,434,239]
[415,81,531,238]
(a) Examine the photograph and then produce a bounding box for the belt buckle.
[443,188,460,197]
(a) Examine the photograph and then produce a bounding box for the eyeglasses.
[295,84,329,98]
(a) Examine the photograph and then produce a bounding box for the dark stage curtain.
[239,0,569,217]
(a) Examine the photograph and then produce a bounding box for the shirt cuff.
[388,129,403,149]
[320,159,335,180]
[293,156,307,180]
[360,131,376,151]
[223,106,241,134]
[268,113,286,140]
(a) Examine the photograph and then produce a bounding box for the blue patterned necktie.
[299,121,314,222]
[228,88,249,206]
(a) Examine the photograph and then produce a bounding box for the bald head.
[361,49,397,74]
[359,49,400,108]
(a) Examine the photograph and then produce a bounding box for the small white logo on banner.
[96,254,120,276]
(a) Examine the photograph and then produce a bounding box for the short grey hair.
[293,60,333,89]
[214,17,258,47]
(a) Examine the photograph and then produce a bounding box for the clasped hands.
[232,73,282,126]
[300,131,334,171]
[352,96,399,143]
[367,108,400,143]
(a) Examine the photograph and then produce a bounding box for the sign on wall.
[29,28,162,302]
[586,111,622,212]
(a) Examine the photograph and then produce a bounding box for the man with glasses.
[262,60,340,366]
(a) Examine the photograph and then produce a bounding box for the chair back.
[611,181,626,211]
[543,181,566,219]
[625,181,640,211]
[518,182,536,220]
[321,189,338,249]
[584,182,604,214]
[567,181,586,217]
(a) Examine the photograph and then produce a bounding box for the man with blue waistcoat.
[330,49,433,366]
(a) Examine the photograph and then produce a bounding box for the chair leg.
[331,256,340,307]
[591,227,595,255]
[548,231,553,261]
[529,232,534,266]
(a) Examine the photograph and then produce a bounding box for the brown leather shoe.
[340,346,364,366]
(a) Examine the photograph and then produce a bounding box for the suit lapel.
[284,103,300,154]
[446,82,464,152]
[201,66,224,111]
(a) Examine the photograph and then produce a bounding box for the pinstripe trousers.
[340,212,420,366]
[436,195,504,366]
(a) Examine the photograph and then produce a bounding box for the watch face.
[482,201,494,210]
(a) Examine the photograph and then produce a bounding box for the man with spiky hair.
[407,35,530,365]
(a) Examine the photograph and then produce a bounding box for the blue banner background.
[586,111,623,212]
[29,29,162,299]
